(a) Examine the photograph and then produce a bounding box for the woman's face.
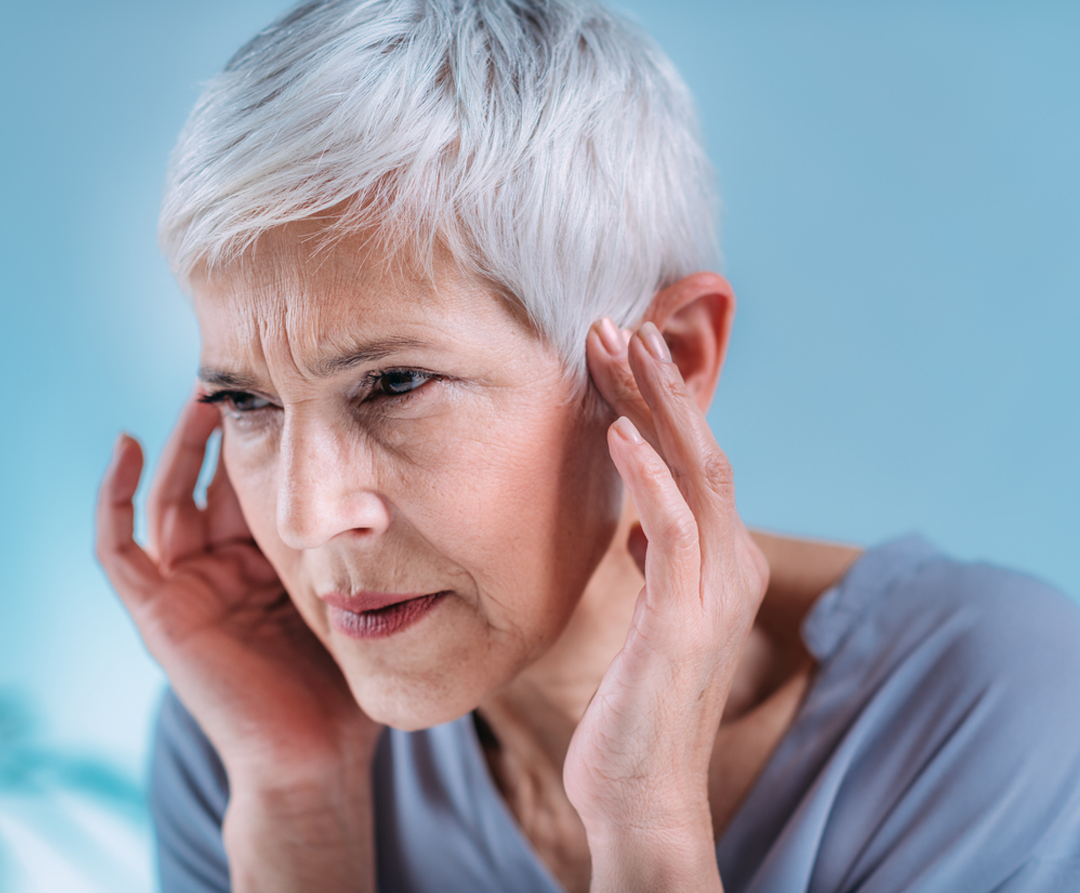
[193,226,624,729]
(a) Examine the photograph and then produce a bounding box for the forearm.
[224,780,376,893]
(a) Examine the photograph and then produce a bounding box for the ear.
[641,272,736,411]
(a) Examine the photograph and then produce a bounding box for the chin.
[343,666,489,732]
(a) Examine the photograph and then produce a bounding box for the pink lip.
[320,590,449,640]
[320,591,433,612]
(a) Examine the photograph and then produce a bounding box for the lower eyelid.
[224,410,278,432]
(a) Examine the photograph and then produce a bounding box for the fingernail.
[640,321,671,362]
[612,416,644,444]
[597,317,624,355]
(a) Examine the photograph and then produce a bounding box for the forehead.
[191,225,531,373]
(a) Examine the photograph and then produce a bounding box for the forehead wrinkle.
[308,337,432,378]
[297,256,475,385]
[245,247,377,384]
[199,223,525,388]
[277,283,437,384]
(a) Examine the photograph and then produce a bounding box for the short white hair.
[160,0,719,378]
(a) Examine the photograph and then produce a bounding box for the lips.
[320,590,449,639]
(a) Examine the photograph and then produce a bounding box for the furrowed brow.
[198,368,258,389]
[198,337,430,388]
[309,338,429,378]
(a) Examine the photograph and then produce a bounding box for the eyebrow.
[198,337,430,389]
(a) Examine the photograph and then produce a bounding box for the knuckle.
[700,449,734,496]
[617,368,646,408]
[94,530,124,570]
[638,457,672,490]
[661,374,687,402]
[660,510,699,553]
[145,489,165,517]
[666,461,693,497]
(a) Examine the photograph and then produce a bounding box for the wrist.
[221,716,381,803]
[224,771,376,893]
[583,803,721,893]
[572,775,713,841]
[586,822,722,893]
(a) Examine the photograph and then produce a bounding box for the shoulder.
[808,536,1080,704]
[820,538,1080,789]
[803,539,1080,890]
[875,548,1080,815]
[882,546,1080,724]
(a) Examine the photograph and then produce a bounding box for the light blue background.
[1,1,1077,888]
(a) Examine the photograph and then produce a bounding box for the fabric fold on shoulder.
[801,535,939,662]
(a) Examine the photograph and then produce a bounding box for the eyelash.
[198,369,441,415]
[197,390,272,415]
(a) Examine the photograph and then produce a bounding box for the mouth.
[320,591,450,640]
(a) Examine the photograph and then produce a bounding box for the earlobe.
[642,273,735,411]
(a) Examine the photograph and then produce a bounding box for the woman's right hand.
[96,389,381,890]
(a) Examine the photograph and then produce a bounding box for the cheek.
[221,430,290,568]
[545,411,624,593]
[413,403,621,640]
[357,410,622,727]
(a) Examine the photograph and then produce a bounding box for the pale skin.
[96,225,861,892]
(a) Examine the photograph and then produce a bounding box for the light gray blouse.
[151,537,1080,891]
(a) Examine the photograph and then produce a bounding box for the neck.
[477,506,644,766]
[475,516,862,776]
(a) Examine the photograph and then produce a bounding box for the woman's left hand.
[564,319,769,892]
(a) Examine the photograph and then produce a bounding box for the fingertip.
[183,390,224,442]
[585,324,605,361]
[594,317,625,356]
[107,432,128,471]
[586,328,623,401]
[611,415,644,445]
[187,389,214,418]
[107,433,144,497]
[637,321,672,363]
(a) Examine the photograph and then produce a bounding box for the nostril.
[344,491,393,538]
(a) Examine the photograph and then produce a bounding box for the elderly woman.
[96,1,1080,891]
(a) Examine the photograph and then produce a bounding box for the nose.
[275,415,391,550]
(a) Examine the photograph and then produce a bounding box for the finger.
[96,434,165,605]
[626,323,736,524]
[626,327,769,638]
[146,387,221,568]
[586,320,660,450]
[204,439,255,544]
[607,416,701,616]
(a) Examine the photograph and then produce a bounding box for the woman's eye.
[199,390,273,416]
[227,393,272,412]
[373,370,431,397]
